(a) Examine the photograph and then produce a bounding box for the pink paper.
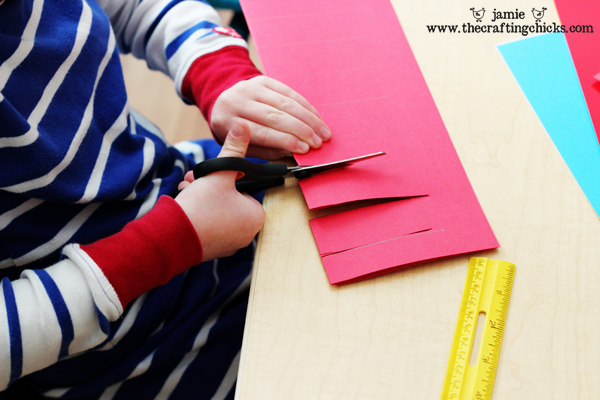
[309,196,433,256]
[555,1,600,144]
[241,0,499,284]
[301,160,428,209]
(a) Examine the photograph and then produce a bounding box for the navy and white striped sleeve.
[0,196,203,391]
[97,0,249,98]
[0,255,121,390]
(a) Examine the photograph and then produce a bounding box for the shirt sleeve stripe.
[143,0,186,49]
[165,20,217,60]
[95,306,110,335]
[2,277,22,384]
[32,270,74,360]
[0,0,92,149]
[0,0,44,93]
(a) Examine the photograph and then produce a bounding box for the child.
[0,0,330,397]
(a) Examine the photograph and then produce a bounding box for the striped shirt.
[0,0,258,397]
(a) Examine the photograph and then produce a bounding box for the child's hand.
[210,75,332,160]
[176,121,265,261]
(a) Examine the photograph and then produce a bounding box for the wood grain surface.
[236,1,600,399]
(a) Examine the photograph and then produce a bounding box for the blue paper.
[498,33,600,218]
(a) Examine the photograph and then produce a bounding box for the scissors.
[193,151,386,194]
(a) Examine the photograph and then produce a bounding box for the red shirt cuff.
[81,196,203,308]
[181,46,262,141]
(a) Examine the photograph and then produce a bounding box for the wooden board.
[236,1,600,398]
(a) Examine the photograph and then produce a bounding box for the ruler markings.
[441,257,515,400]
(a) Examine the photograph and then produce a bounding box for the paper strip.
[554,1,600,144]
[498,33,600,218]
[241,0,499,284]
[309,196,433,256]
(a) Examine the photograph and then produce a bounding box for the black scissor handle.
[236,177,285,194]
[193,158,289,181]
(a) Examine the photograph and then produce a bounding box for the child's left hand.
[210,75,332,160]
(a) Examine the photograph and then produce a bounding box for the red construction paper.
[240,0,499,284]
[300,159,428,209]
[554,1,600,144]
[309,196,433,256]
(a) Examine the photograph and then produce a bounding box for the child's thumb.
[218,120,251,159]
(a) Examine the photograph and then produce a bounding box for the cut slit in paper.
[309,196,434,256]
[301,160,429,209]
[240,0,499,284]
[321,228,434,257]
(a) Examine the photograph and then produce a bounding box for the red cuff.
[181,46,262,137]
[81,196,203,308]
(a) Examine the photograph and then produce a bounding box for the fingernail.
[312,134,322,147]
[297,141,310,153]
[229,127,243,139]
[320,127,332,141]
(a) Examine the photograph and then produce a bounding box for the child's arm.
[0,122,263,390]
[98,0,331,159]
[0,195,201,390]
[187,70,332,160]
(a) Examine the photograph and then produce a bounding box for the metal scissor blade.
[290,151,386,179]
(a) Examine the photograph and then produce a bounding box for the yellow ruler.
[441,257,515,400]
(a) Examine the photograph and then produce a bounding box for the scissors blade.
[290,151,386,179]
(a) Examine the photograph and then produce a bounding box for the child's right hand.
[175,121,265,261]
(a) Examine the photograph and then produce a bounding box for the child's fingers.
[230,76,331,143]
[213,120,253,184]
[218,119,251,159]
[251,76,324,121]
[177,171,195,190]
[180,121,250,191]
[241,119,311,155]
[234,101,323,150]
[250,85,331,142]
[210,75,333,156]
[178,180,191,190]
